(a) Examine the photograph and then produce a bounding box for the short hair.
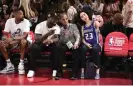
[59,12,67,19]
[13,6,24,13]
[47,12,58,28]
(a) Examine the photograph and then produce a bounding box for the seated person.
[100,13,126,38]
[53,13,80,80]
[27,13,60,78]
[79,9,103,79]
[0,7,30,74]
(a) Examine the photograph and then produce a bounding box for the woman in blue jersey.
[79,9,103,79]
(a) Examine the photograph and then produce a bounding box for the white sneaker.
[27,70,35,78]
[0,64,15,74]
[18,62,25,75]
[52,70,57,77]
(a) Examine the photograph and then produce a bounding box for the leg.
[27,43,43,77]
[0,41,14,74]
[20,39,28,60]
[0,41,9,60]
[71,48,80,79]
[18,39,28,74]
[51,43,58,77]
[80,44,88,79]
[54,44,68,79]
[91,44,101,79]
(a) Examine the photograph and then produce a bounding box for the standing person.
[0,7,30,74]
[27,13,60,78]
[79,9,103,79]
[53,13,80,80]
[122,0,133,38]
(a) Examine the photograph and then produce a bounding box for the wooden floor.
[0,68,132,85]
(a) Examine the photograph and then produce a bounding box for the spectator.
[122,0,133,37]
[102,0,120,22]
[82,0,93,11]
[101,13,126,38]
[79,9,103,79]
[67,0,77,22]
[53,13,80,80]
[27,13,60,78]
[0,7,30,74]
[19,0,36,19]
[74,0,83,12]
[119,0,127,11]
[92,0,104,14]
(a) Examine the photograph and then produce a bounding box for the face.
[60,14,69,25]
[14,10,24,20]
[80,12,89,22]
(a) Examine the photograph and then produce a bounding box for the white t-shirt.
[35,21,60,39]
[4,18,30,37]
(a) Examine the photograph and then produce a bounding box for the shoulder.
[6,18,14,23]
[52,25,60,30]
[37,21,46,27]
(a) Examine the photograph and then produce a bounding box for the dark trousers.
[54,44,80,77]
[81,44,101,68]
[28,43,56,71]
[126,27,133,38]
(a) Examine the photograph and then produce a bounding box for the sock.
[52,70,57,77]
[6,59,12,67]
[20,59,24,63]
[81,68,84,73]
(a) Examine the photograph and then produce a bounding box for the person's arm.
[73,24,80,45]
[95,15,104,27]
[43,26,60,44]
[35,30,55,44]
[49,34,59,43]
[3,19,10,39]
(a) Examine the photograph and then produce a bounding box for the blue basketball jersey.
[83,21,99,45]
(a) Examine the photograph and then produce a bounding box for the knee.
[0,41,7,51]
[92,45,100,52]
[20,39,27,45]
[81,45,88,52]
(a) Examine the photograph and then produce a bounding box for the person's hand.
[1,40,8,48]
[95,15,103,22]
[73,44,79,49]
[47,29,55,36]
[87,43,92,49]
[4,38,13,44]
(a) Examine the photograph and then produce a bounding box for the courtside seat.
[104,32,128,57]
[103,32,129,73]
